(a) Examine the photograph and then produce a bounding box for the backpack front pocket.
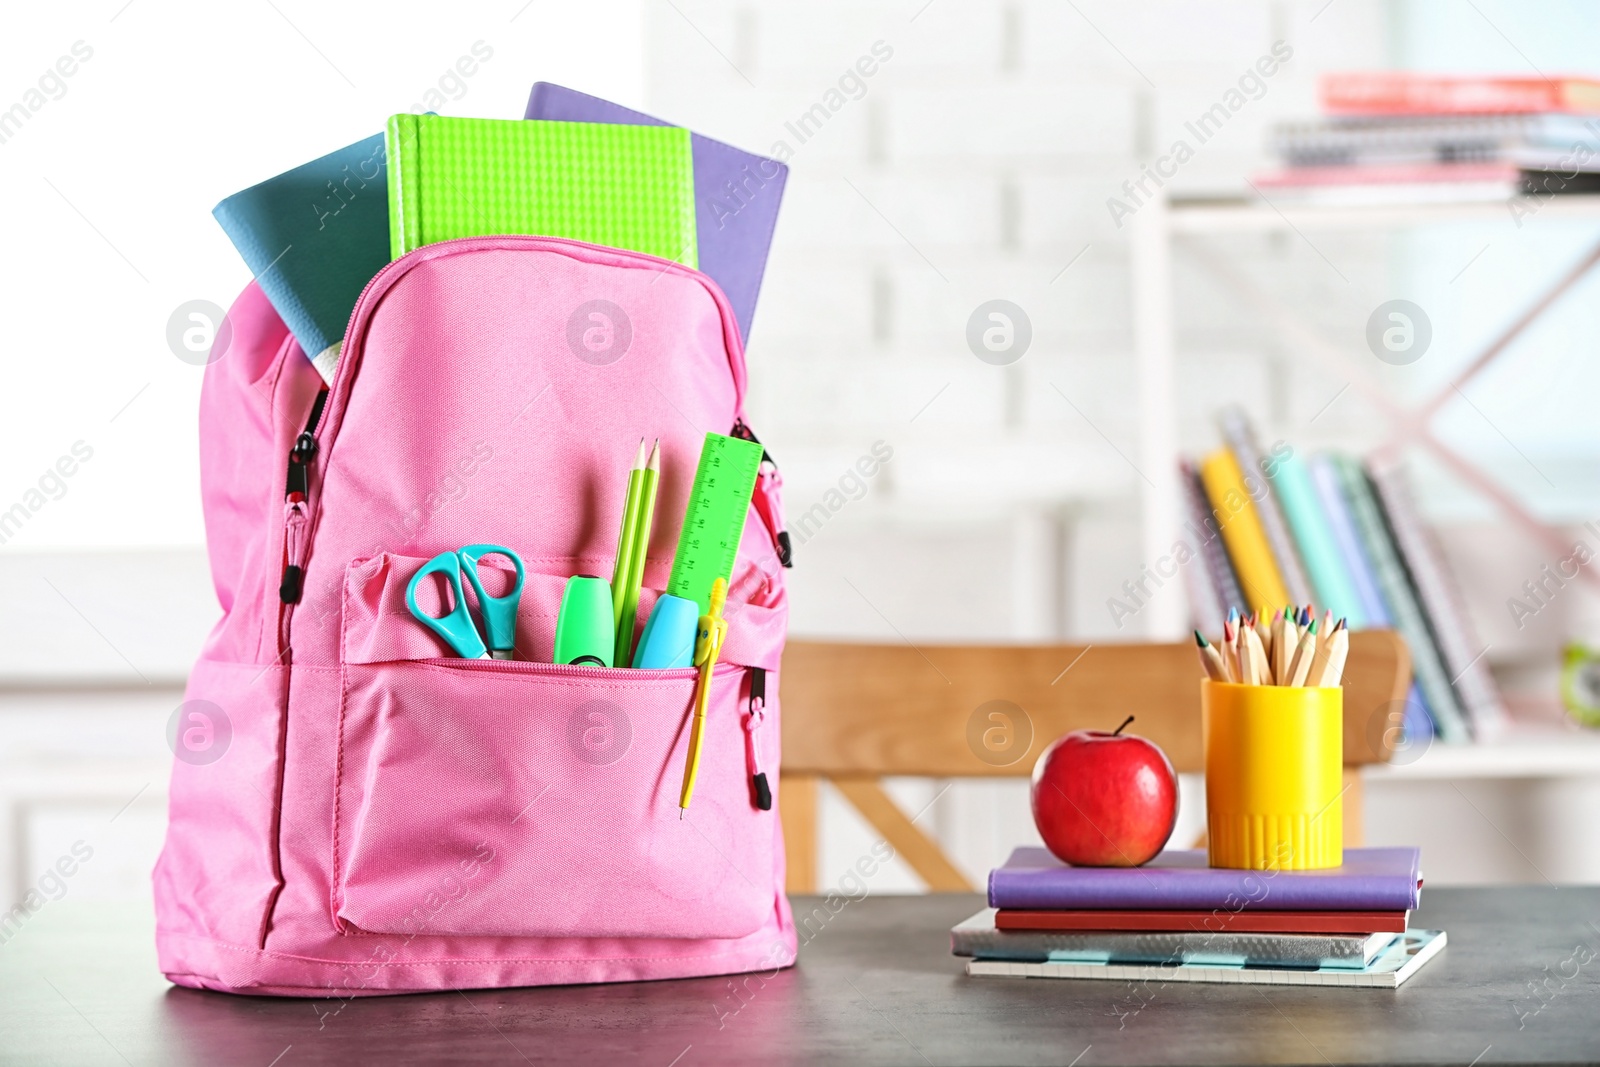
[334,657,773,941]
[332,554,776,942]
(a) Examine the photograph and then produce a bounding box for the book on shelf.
[1368,461,1510,738]
[1258,74,1600,205]
[1271,113,1600,169]
[1181,412,1502,743]
[1252,162,1600,206]
[1268,449,1367,623]
[1306,454,1390,629]
[1321,72,1600,116]
[1217,407,1316,607]
[1333,455,1473,744]
[1198,448,1292,611]
[965,930,1447,989]
[951,909,1396,969]
[1178,457,1241,637]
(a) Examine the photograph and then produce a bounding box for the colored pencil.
[1288,623,1317,687]
[614,439,661,665]
[610,438,648,662]
[1195,631,1229,682]
[1318,623,1350,687]
[1243,623,1269,685]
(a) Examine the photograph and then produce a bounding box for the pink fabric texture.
[154,237,794,995]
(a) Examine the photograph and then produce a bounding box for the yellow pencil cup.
[1202,680,1343,871]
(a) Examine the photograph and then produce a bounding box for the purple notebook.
[525,82,787,346]
[989,848,1422,912]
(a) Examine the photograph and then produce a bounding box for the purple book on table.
[525,82,787,346]
[989,848,1422,912]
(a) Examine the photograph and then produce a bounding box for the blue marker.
[632,594,699,669]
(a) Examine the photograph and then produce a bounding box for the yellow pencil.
[679,577,729,815]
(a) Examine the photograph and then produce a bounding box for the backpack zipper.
[278,388,328,604]
[286,236,765,645]
[745,666,772,810]
[730,419,792,569]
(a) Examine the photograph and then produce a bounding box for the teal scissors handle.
[406,552,489,659]
[457,544,525,659]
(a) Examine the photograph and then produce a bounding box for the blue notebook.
[1272,451,1366,625]
[1308,453,1438,741]
[213,134,389,383]
[1308,454,1389,629]
[525,82,788,345]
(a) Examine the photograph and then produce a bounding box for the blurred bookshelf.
[1131,189,1600,767]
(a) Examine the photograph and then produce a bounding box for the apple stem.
[1112,716,1134,736]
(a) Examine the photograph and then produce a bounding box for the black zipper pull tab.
[746,667,771,811]
[284,389,329,501]
[280,389,328,604]
[285,430,318,500]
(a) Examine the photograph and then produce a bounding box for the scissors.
[405,544,525,659]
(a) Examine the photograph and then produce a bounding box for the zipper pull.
[279,499,309,603]
[280,389,328,604]
[284,430,317,500]
[745,667,771,810]
[731,419,792,569]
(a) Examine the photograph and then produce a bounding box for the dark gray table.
[1,890,1596,1065]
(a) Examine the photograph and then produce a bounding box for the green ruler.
[666,432,765,615]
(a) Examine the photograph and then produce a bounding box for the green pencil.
[615,439,660,665]
[609,439,647,655]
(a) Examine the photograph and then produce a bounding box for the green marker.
[554,576,614,667]
[666,432,765,615]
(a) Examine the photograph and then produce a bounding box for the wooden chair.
[777,631,1412,892]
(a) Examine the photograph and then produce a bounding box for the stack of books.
[1256,72,1600,205]
[1179,408,1506,744]
[955,847,1444,989]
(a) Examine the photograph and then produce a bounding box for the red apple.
[1030,716,1178,867]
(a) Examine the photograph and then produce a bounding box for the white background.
[0,0,645,549]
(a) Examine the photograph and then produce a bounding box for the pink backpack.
[155,236,796,995]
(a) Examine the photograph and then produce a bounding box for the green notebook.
[385,114,697,265]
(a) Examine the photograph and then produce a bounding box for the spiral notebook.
[966,929,1446,989]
